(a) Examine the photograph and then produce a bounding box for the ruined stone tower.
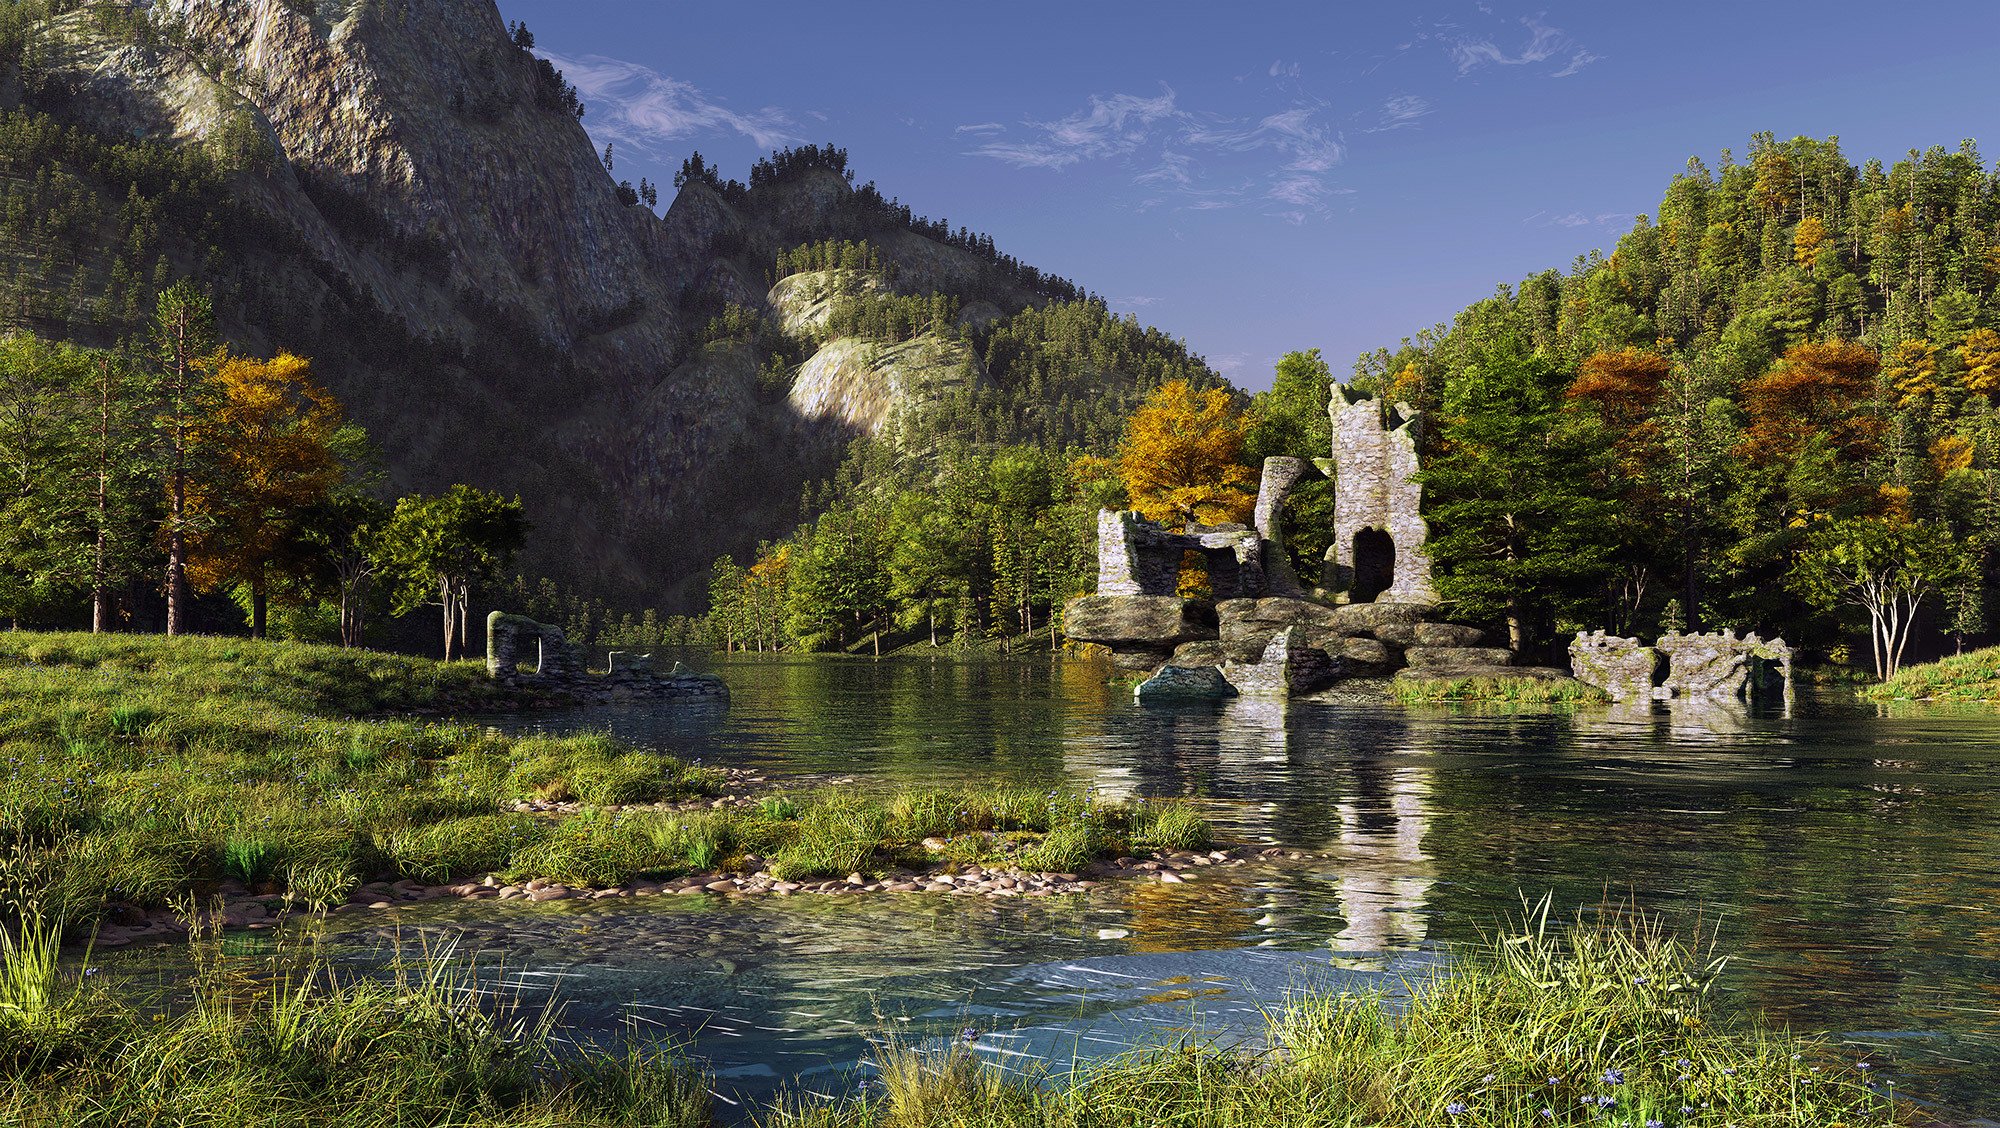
[1319,388,1438,606]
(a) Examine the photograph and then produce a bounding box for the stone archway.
[1351,527,1395,604]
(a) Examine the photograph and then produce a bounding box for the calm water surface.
[135,655,2000,1117]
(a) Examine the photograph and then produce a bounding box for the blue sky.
[498,1,1997,391]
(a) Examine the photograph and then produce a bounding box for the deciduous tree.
[1117,379,1254,528]
[373,485,527,661]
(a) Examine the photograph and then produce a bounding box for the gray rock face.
[1062,595,1218,648]
[1217,597,1348,651]
[1413,622,1486,647]
[1328,636,1398,670]
[1171,639,1267,666]
[1134,664,1238,702]
[1329,601,1429,635]
[1569,632,1659,702]
[1405,646,1515,670]
[1324,389,1439,606]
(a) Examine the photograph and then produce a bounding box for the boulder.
[1134,664,1238,702]
[1328,601,1429,634]
[1171,639,1266,667]
[1327,636,1398,670]
[1405,646,1514,670]
[1413,622,1486,647]
[1062,595,1218,648]
[1217,597,1346,644]
[1370,621,1420,647]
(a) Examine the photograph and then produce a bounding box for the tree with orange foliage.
[1116,379,1254,529]
[1959,328,2000,397]
[1567,348,1669,437]
[185,351,347,637]
[1738,340,1882,471]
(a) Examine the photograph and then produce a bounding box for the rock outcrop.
[1568,628,1793,702]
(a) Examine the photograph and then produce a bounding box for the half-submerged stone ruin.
[487,612,729,703]
[1569,628,1793,703]
[1068,404,1578,701]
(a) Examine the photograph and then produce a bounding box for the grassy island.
[1863,646,2000,702]
[0,632,1206,936]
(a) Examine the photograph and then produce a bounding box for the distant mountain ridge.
[0,0,1215,608]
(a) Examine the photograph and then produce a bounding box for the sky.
[497,0,1998,391]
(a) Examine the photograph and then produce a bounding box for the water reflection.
[458,654,2000,1115]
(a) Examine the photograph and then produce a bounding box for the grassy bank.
[0,902,1912,1127]
[1864,646,2000,702]
[0,632,1205,933]
[1391,675,1610,705]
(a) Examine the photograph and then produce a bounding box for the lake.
[128,654,2000,1119]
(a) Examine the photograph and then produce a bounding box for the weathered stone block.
[1329,601,1428,634]
[1134,664,1238,702]
[1413,622,1485,647]
[1328,636,1398,669]
[1405,646,1514,670]
[1171,639,1267,667]
[1061,595,1218,648]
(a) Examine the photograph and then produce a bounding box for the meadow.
[0,632,1206,932]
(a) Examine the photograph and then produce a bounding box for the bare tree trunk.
[92,358,112,633]
[439,575,455,661]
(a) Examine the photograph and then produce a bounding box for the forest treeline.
[0,285,526,659]
[1344,134,2000,674]
[708,134,2000,678]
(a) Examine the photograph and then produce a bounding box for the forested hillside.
[0,0,1227,635]
[1356,134,2000,668]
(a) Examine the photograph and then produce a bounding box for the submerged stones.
[486,611,729,702]
[1570,628,1793,702]
[1134,664,1239,701]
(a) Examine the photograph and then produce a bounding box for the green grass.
[771,901,1911,1128]
[0,632,724,930]
[1864,646,2000,701]
[0,899,1915,1127]
[0,632,1204,927]
[1392,676,1610,705]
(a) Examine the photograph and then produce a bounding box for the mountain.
[0,0,1212,609]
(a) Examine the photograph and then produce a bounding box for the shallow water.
[115,654,2000,1116]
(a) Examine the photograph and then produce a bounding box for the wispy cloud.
[954,121,1006,135]
[1524,209,1627,228]
[540,51,798,153]
[972,86,1351,220]
[970,85,1180,170]
[1446,14,1598,78]
[1367,95,1432,132]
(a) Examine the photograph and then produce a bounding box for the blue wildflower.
[1445,1102,1468,1117]
[1601,1068,1625,1085]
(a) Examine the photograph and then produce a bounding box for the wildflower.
[1647,1121,1664,1128]
[1602,1068,1625,1085]
[1548,1076,1562,1086]
[1445,1102,1468,1117]
[959,1026,979,1044]
[1594,1095,1616,1109]
[1541,1110,1555,1120]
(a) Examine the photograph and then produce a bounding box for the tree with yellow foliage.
[1116,379,1254,529]
[185,351,347,637]
[1959,328,2000,397]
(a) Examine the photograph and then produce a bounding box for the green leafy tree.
[1420,337,1620,653]
[1788,516,1962,678]
[373,485,527,661]
[784,504,889,653]
[1244,348,1337,577]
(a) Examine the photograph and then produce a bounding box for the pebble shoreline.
[80,764,1318,948]
[85,844,1313,948]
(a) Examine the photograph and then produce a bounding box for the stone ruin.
[1569,628,1793,703]
[1062,428,1577,701]
[1318,389,1438,605]
[486,611,729,702]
